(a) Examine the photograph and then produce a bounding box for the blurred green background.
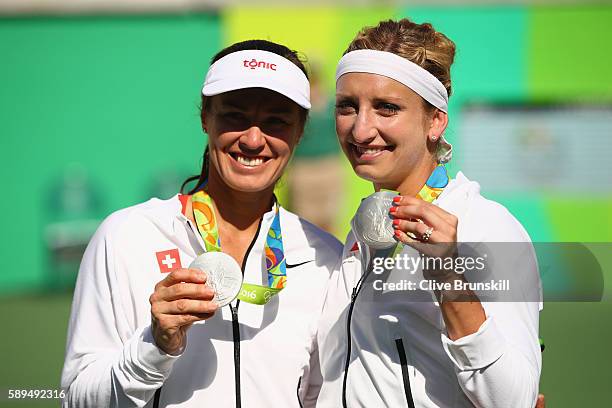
[1,4,611,407]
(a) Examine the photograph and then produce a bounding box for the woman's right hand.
[149,268,218,355]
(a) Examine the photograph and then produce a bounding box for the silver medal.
[189,252,243,307]
[352,191,398,249]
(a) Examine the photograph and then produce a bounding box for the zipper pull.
[231,300,240,319]
[351,287,358,301]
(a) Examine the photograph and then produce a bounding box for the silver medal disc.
[351,191,398,249]
[189,252,243,307]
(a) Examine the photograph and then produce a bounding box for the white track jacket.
[315,172,542,408]
[61,195,342,408]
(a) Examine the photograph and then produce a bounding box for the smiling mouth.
[229,152,270,168]
[351,143,394,159]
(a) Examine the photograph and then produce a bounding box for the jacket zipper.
[296,376,304,408]
[153,387,161,408]
[229,302,241,408]
[394,338,416,408]
[342,245,399,408]
[230,217,263,408]
[341,258,374,408]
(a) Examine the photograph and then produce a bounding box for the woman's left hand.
[389,195,460,267]
[390,195,458,246]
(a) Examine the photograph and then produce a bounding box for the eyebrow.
[219,101,294,114]
[335,93,353,100]
[335,94,405,104]
[219,101,247,111]
[264,106,295,114]
[372,96,405,104]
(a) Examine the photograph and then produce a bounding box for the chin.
[354,165,399,188]
[226,177,275,193]
[353,164,382,182]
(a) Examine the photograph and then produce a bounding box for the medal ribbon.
[191,190,287,305]
[417,163,449,203]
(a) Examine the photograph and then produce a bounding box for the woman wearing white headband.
[61,40,341,407]
[315,19,542,407]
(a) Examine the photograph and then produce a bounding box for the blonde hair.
[345,18,456,103]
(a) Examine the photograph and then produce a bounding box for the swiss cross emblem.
[156,249,182,273]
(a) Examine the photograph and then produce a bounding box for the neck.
[185,170,275,232]
[375,158,437,197]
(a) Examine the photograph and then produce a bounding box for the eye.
[266,116,290,126]
[335,101,357,115]
[222,111,247,122]
[376,102,400,115]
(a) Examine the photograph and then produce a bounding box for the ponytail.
[180,145,209,194]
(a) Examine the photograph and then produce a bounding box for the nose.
[351,109,378,144]
[239,126,266,152]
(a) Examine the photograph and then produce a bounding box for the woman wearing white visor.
[61,40,341,407]
[315,19,542,407]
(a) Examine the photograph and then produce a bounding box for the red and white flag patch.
[156,249,182,273]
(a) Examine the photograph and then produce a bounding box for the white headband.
[336,49,452,163]
[202,49,311,109]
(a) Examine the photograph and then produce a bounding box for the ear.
[428,109,448,142]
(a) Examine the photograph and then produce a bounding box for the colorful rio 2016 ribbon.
[417,164,449,203]
[191,190,286,305]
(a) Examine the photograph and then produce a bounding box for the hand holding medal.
[353,165,458,262]
[149,268,218,355]
[389,165,458,262]
[390,194,459,268]
[148,234,245,357]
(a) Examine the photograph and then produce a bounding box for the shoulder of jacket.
[462,194,532,243]
[94,196,180,242]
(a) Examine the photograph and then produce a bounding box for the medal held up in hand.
[189,252,243,307]
[352,191,398,249]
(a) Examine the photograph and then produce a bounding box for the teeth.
[235,155,264,167]
[356,146,385,155]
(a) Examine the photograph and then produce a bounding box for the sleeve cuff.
[135,325,183,376]
[441,317,506,371]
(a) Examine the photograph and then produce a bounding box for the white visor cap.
[201,49,311,109]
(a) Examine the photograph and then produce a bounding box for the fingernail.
[392,219,400,226]
[394,230,402,237]
[393,196,401,203]
[389,206,397,213]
